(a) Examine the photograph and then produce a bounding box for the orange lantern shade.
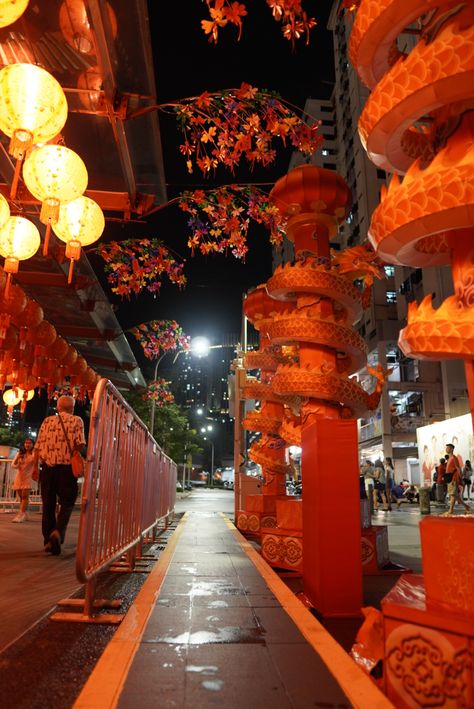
[22,145,88,255]
[0,1,29,27]
[13,298,43,349]
[63,346,78,368]
[59,0,117,54]
[53,196,105,283]
[27,320,57,360]
[0,281,26,341]
[0,63,68,160]
[0,216,40,295]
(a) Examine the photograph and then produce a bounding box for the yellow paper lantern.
[0,216,40,295]
[3,388,21,416]
[22,145,88,255]
[0,193,10,228]
[0,1,29,27]
[53,196,105,283]
[0,64,68,160]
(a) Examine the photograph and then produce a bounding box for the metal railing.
[61,378,177,621]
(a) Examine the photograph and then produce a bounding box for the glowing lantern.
[59,0,117,54]
[0,1,29,27]
[17,385,34,414]
[3,387,21,415]
[53,196,104,283]
[0,64,68,197]
[22,145,88,255]
[0,217,40,295]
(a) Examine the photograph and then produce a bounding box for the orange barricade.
[53,377,177,623]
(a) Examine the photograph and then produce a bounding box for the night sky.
[91,2,335,374]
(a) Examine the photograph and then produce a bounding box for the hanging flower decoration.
[179,184,287,259]
[96,238,186,297]
[143,378,175,407]
[201,1,317,47]
[160,83,321,176]
[129,320,190,360]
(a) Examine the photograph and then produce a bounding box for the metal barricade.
[54,378,177,623]
[0,458,42,512]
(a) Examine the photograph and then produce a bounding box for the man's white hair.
[57,395,75,413]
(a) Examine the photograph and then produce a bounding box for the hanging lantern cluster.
[0,270,100,416]
[0,60,105,286]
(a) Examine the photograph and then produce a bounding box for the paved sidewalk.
[76,509,390,709]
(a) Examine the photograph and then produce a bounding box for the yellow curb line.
[221,513,394,709]
[73,513,188,709]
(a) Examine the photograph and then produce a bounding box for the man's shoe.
[49,530,61,556]
[44,542,52,553]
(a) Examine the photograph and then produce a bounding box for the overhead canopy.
[0,0,168,389]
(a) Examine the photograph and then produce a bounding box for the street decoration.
[179,185,287,259]
[129,320,190,360]
[159,83,321,176]
[142,378,175,407]
[347,2,474,702]
[349,0,474,425]
[97,238,186,297]
[201,1,316,47]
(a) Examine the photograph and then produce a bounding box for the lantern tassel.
[4,273,11,299]
[68,258,75,285]
[10,158,23,200]
[43,223,51,256]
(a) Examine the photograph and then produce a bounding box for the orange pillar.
[302,418,362,616]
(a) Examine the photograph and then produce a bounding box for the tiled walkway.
[75,510,391,709]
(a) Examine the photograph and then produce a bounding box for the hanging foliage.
[129,320,190,360]
[96,238,186,298]
[179,184,287,259]
[142,378,175,407]
[159,83,321,177]
[201,1,317,47]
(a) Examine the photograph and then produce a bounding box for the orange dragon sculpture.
[348,0,474,704]
[350,0,474,421]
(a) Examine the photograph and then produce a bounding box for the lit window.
[384,265,395,277]
[322,149,328,156]
[386,291,397,304]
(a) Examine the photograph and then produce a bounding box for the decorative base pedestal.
[361,526,410,575]
[382,574,474,709]
[261,527,303,572]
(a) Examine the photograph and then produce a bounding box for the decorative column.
[237,285,289,535]
[267,164,385,616]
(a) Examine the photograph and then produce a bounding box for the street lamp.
[201,425,215,488]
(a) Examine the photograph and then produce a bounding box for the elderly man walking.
[34,395,86,555]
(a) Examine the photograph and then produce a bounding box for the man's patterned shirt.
[36,413,86,466]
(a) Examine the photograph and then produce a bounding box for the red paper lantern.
[0,283,27,340]
[46,337,69,364]
[27,320,57,354]
[71,355,87,376]
[63,346,78,368]
[13,298,43,348]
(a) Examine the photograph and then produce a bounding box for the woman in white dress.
[11,438,36,523]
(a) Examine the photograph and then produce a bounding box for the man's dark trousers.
[40,464,78,545]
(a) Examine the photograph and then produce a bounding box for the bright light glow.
[196,408,203,415]
[201,427,206,433]
[190,336,210,358]
[289,445,302,456]
[207,425,213,431]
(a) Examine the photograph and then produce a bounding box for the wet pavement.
[0,489,463,708]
